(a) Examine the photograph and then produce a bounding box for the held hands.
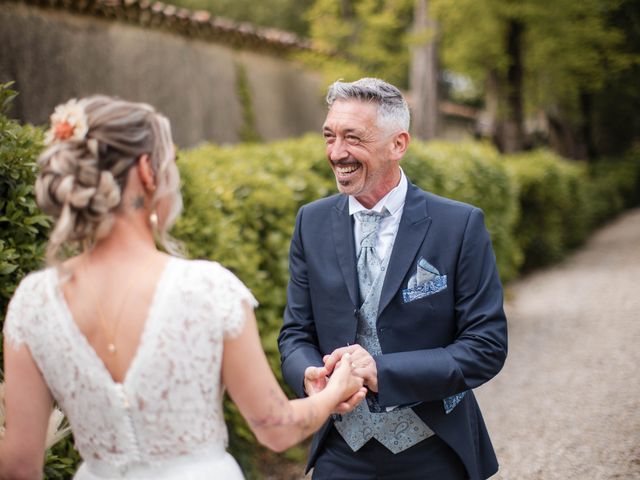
[303,345,377,414]
[324,353,367,412]
[324,345,378,393]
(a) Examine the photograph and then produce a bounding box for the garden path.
[475,207,640,479]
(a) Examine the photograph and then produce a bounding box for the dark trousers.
[312,427,468,480]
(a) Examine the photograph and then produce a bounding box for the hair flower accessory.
[44,99,89,145]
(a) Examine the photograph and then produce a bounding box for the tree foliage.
[303,0,413,87]
[430,0,639,155]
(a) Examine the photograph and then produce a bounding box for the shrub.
[0,83,50,356]
[0,83,82,479]
[504,150,592,270]
[403,140,522,282]
[588,147,640,225]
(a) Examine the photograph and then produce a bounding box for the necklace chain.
[81,255,137,355]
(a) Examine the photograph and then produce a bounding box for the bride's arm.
[222,303,365,452]
[0,340,53,480]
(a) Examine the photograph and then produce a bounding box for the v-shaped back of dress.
[57,257,174,387]
[3,258,256,478]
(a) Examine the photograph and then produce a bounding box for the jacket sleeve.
[277,206,324,398]
[375,208,508,407]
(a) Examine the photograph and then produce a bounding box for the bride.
[0,96,365,479]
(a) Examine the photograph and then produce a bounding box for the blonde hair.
[36,95,183,263]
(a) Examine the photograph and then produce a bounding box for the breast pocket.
[402,274,447,303]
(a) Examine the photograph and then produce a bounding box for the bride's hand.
[326,353,367,412]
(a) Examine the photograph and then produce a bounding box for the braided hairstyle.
[36,96,182,263]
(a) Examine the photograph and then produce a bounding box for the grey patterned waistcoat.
[333,211,434,453]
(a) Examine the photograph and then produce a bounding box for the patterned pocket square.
[402,257,447,303]
[443,391,467,414]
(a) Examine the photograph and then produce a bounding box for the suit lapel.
[378,183,432,316]
[331,195,359,308]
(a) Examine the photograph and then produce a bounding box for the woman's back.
[5,258,253,477]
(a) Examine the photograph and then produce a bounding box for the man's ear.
[136,154,156,192]
[390,131,410,161]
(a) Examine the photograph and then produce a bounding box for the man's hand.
[323,345,378,393]
[303,365,330,396]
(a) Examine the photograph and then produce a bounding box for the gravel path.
[475,208,640,479]
[279,208,640,480]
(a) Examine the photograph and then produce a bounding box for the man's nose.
[329,138,349,161]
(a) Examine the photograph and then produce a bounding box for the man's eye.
[345,135,360,144]
[324,134,335,144]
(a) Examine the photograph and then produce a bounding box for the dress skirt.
[74,449,245,480]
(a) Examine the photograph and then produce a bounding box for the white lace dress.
[3,257,257,479]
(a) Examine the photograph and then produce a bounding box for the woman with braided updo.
[0,96,365,479]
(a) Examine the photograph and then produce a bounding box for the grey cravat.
[356,210,387,302]
[334,210,434,453]
[355,211,387,414]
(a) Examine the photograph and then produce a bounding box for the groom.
[278,78,507,479]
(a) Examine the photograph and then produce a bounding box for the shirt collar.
[349,169,407,217]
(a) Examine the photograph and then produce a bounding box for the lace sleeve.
[2,273,37,349]
[208,263,258,339]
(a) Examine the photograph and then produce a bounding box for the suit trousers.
[312,426,468,480]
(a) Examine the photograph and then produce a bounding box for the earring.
[149,211,159,231]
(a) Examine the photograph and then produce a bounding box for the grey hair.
[326,78,410,132]
[36,95,183,263]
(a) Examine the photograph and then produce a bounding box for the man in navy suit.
[278,78,507,479]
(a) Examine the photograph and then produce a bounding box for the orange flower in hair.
[44,99,89,145]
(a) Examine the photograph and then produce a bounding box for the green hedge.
[0,84,82,478]
[2,85,639,476]
[504,148,640,271]
[403,140,522,282]
[587,148,640,225]
[504,151,591,270]
[0,85,50,333]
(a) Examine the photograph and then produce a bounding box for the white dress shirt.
[349,169,408,261]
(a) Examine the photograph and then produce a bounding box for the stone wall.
[0,2,327,146]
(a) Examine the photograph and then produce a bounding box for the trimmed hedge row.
[1,94,639,476]
[504,148,640,270]
[504,151,591,270]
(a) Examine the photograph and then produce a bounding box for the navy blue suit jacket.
[278,181,508,480]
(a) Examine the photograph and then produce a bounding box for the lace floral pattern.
[3,258,257,472]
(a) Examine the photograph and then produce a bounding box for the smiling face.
[323,99,406,208]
